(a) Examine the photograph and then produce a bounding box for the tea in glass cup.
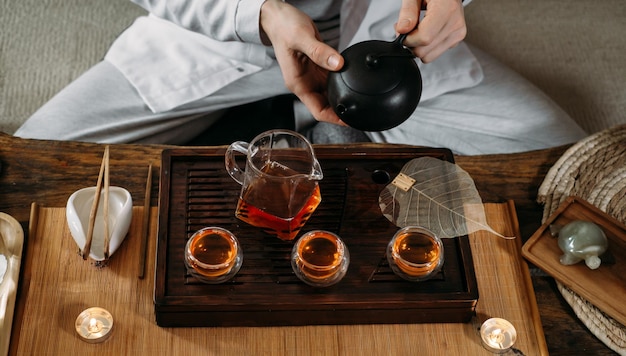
[387,226,444,282]
[184,227,243,284]
[291,230,349,287]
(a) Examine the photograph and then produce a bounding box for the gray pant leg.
[15,61,289,144]
[367,44,588,155]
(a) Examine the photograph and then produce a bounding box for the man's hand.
[260,0,345,125]
[396,0,467,63]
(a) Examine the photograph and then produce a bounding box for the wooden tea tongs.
[82,146,111,260]
[138,163,152,279]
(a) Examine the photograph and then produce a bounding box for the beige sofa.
[1,0,624,138]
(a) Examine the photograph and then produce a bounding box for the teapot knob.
[365,54,380,69]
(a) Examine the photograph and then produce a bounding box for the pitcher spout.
[310,159,324,181]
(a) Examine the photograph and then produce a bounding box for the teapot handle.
[366,34,414,68]
[394,33,408,46]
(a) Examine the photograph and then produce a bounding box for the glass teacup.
[387,226,444,282]
[291,230,350,287]
[184,227,243,284]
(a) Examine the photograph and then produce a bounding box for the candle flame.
[488,329,505,348]
[87,317,102,333]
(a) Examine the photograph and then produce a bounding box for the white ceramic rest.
[0,212,24,356]
[66,186,133,261]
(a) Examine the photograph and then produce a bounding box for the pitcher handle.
[224,141,249,185]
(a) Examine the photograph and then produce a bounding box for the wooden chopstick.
[102,146,111,260]
[82,146,109,260]
[138,164,153,279]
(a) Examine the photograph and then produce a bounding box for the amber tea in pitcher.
[225,130,323,241]
[235,172,321,240]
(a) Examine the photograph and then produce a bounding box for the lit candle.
[75,307,114,343]
[480,318,517,353]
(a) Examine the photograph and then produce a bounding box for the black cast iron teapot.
[327,34,422,131]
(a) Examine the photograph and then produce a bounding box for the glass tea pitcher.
[225,130,323,240]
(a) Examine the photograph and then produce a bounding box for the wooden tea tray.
[522,196,626,326]
[155,146,478,327]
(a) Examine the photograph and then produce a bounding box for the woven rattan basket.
[538,123,626,355]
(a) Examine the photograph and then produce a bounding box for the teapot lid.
[338,39,416,95]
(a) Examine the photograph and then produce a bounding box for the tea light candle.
[75,307,114,343]
[480,318,517,353]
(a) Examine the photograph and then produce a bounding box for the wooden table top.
[0,132,616,355]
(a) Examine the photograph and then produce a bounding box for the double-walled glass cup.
[291,230,349,287]
[184,227,243,284]
[387,226,444,282]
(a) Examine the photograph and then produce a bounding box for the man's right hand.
[260,0,346,126]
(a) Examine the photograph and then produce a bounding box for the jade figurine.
[551,220,608,270]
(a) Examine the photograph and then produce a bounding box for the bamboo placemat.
[10,202,546,355]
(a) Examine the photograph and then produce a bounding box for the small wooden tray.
[522,196,626,326]
[155,146,478,327]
